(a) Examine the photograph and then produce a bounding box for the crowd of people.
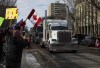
[0,26,32,68]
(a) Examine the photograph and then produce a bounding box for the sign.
[5,8,18,19]
[0,17,4,26]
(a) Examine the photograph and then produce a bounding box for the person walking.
[6,26,25,68]
[27,34,31,49]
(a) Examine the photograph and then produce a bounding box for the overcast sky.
[17,0,64,28]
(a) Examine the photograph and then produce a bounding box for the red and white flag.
[27,9,42,28]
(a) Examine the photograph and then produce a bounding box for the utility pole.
[43,10,47,42]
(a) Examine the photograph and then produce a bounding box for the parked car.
[81,36,96,47]
[73,34,87,45]
[33,33,43,44]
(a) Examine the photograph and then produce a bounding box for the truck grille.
[57,31,71,43]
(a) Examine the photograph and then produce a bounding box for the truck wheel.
[49,50,53,53]
[48,48,53,53]
[48,44,53,53]
[34,39,38,44]
[71,50,77,53]
[39,42,45,48]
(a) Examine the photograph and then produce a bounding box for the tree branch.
[90,0,100,10]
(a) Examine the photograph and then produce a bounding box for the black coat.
[6,37,23,64]
[0,28,9,59]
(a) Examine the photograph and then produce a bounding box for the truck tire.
[71,50,77,53]
[48,44,53,53]
[34,39,37,44]
[39,42,45,48]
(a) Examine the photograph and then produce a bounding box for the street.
[21,52,41,68]
[20,42,100,68]
[0,0,100,68]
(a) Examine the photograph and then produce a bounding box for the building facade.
[48,2,66,20]
[75,0,100,37]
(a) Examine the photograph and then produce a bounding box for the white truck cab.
[40,19,78,52]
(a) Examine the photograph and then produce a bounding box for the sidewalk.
[21,50,42,68]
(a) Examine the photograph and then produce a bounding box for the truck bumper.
[49,43,78,52]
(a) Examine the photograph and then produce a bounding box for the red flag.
[27,9,35,19]
[33,15,37,20]
[34,17,42,27]
[28,9,42,27]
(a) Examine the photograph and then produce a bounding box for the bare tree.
[63,0,76,32]
[0,0,17,6]
[90,0,100,10]
[0,0,17,28]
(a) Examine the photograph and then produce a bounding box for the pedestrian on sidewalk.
[5,26,26,68]
[27,34,31,49]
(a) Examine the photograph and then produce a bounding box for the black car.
[73,34,87,45]
[81,36,96,47]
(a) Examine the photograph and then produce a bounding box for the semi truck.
[40,19,78,52]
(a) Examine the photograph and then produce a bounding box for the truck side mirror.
[49,25,51,30]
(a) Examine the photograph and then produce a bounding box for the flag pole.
[21,9,35,29]
[23,9,35,26]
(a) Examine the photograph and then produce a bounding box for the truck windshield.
[51,26,68,30]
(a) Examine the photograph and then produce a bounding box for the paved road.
[1,42,100,68]
[30,42,100,68]
[47,52,100,68]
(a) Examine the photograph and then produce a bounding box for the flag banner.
[27,9,35,19]
[34,17,42,27]
[0,17,4,26]
[29,9,42,27]
[5,8,18,19]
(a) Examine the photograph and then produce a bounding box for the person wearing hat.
[6,26,24,68]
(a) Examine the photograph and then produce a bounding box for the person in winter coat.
[0,28,10,64]
[25,34,31,49]
[6,26,24,68]
[0,30,5,64]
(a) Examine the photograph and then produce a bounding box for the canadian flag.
[27,9,42,28]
